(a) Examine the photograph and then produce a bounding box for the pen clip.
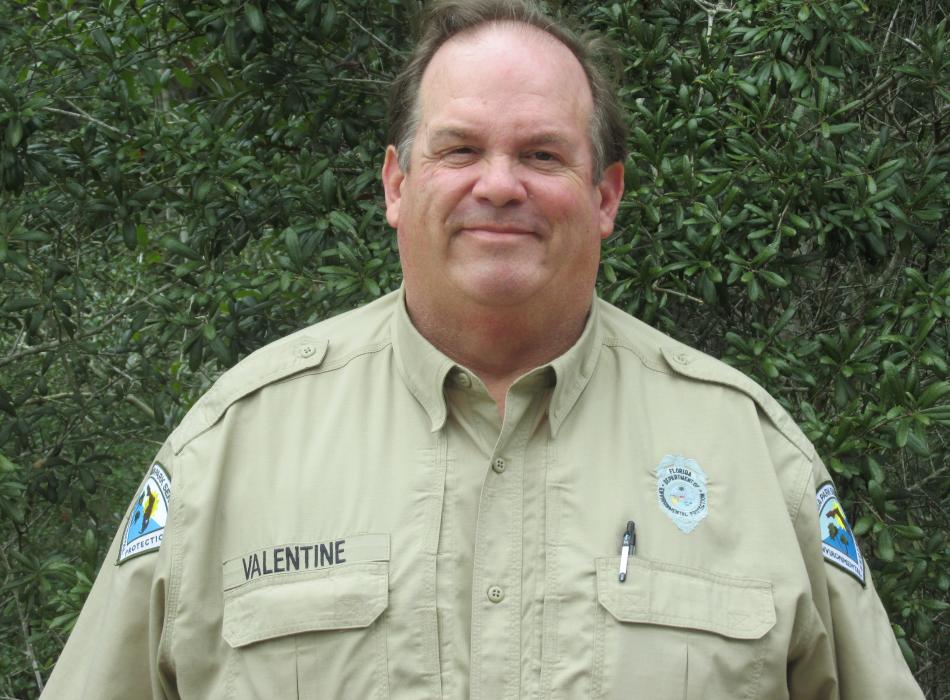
[618,520,636,583]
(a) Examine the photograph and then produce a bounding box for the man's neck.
[404,288,590,413]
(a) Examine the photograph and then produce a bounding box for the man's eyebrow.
[524,132,572,148]
[426,127,573,147]
[427,127,476,144]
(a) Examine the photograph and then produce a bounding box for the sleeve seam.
[788,452,815,523]
[157,450,185,676]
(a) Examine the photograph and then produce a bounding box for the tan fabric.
[437,343,555,699]
[42,289,923,700]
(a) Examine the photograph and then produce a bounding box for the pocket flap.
[595,557,775,640]
[223,561,388,648]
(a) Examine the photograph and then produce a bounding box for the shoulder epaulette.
[660,345,815,462]
[170,334,328,454]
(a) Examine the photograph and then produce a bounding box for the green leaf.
[131,185,164,203]
[908,560,927,590]
[90,28,116,60]
[172,67,194,89]
[161,237,202,261]
[918,381,950,408]
[759,270,789,288]
[827,122,859,135]
[11,229,52,243]
[904,429,930,456]
[896,637,916,670]
[5,118,23,148]
[869,479,886,512]
[2,297,39,312]
[320,1,337,37]
[892,525,925,540]
[736,81,758,98]
[818,65,845,79]
[632,127,655,161]
[747,276,762,302]
[913,209,943,222]
[853,515,874,537]
[194,178,213,202]
[284,227,302,265]
[788,214,811,230]
[245,4,266,33]
[877,529,895,562]
[364,277,381,297]
[914,612,933,642]
[328,210,357,235]
[867,185,898,205]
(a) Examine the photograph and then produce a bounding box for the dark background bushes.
[0,0,947,697]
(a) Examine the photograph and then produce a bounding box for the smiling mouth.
[459,226,536,236]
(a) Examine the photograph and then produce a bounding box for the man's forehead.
[415,23,593,135]
[419,21,591,103]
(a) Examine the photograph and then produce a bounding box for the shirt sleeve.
[787,456,925,700]
[40,443,178,700]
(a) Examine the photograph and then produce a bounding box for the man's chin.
[449,271,548,310]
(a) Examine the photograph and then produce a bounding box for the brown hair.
[387,0,627,180]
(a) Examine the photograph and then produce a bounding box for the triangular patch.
[118,463,171,564]
[816,481,865,586]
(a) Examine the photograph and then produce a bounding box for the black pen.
[618,520,636,582]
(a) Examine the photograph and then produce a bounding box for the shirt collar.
[391,287,456,431]
[547,294,604,436]
[391,286,604,435]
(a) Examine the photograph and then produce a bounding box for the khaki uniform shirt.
[43,289,924,700]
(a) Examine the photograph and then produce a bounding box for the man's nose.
[472,157,528,206]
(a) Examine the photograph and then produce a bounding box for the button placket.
[472,447,522,695]
[470,383,540,697]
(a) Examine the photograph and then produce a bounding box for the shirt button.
[673,350,690,365]
[297,342,316,359]
[492,458,506,474]
[456,372,471,388]
[487,585,504,603]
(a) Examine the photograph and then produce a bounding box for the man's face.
[383,23,624,313]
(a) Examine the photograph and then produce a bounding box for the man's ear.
[597,161,625,239]
[382,145,405,229]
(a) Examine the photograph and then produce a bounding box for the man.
[43,1,924,698]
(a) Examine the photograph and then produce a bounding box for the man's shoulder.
[169,290,399,453]
[596,298,815,462]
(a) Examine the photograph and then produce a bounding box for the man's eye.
[528,151,558,163]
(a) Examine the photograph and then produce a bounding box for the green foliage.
[0,0,947,697]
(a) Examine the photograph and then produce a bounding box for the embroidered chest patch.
[118,462,171,564]
[816,481,866,586]
[656,454,708,534]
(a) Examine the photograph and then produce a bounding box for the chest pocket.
[222,559,390,700]
[592,557,775,700]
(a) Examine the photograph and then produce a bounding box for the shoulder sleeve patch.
[816,480,866,586]
[117,462,172,564]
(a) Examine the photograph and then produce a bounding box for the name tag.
[222,533,390,591]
